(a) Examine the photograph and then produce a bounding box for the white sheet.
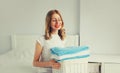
[0,62,36,73]
[0,51,36,73]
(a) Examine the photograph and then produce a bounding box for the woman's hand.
[52,62,61,69]
[48,60,61,69]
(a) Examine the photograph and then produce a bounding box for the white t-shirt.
[36,34,65,73]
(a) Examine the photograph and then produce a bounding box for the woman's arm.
[33,41,61,69]
[33,41,51,67]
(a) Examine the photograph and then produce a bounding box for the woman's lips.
[55,24,60,28]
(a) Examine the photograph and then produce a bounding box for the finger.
[53,63,61,69]
[50,59,56,63]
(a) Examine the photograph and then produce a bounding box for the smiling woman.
[32,9,66,73]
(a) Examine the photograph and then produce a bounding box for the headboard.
[10,34,79,62]
[11,34,79,50]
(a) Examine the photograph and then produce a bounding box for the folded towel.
[51,49,90,60]
[50,46,89,56]
[57,54,90,62]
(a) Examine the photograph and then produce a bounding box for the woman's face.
[51,13,62,31]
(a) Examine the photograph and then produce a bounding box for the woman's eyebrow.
[51,18,56,19]
[52,18,61,20]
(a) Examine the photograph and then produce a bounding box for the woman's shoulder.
[36,35,45,46]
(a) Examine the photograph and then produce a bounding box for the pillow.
[11,35,40,62]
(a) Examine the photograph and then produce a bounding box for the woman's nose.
[55,20,58,24]
[56,20,59,23]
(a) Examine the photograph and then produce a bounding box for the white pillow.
[11,35,40,62]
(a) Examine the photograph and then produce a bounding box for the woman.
[33,9,66,73]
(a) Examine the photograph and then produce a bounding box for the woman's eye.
[52,19,61,22]
[52,20,56,22]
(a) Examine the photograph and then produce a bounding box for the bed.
[0,34,86,73]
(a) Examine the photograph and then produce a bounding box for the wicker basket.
[52,58,88,73]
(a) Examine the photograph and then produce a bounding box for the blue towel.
[50,46,89,56]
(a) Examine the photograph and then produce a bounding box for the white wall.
[80,0,120,55]
[0,0,80,54]
[1,0,119,55]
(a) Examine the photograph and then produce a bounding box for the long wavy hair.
[44,9,66,40]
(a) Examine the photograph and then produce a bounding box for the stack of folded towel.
[50,46,90,62]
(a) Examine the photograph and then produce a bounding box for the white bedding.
[0,50,36,73]
[0,35,79,73]
[0,61,35,73]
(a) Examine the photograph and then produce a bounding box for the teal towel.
[50,46,89,56]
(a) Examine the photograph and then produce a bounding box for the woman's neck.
[51,30,58,35]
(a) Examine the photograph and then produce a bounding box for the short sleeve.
[36,36,45,47]
[62,38,66,47]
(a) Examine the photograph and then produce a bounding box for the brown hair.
[44,9,66,40]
